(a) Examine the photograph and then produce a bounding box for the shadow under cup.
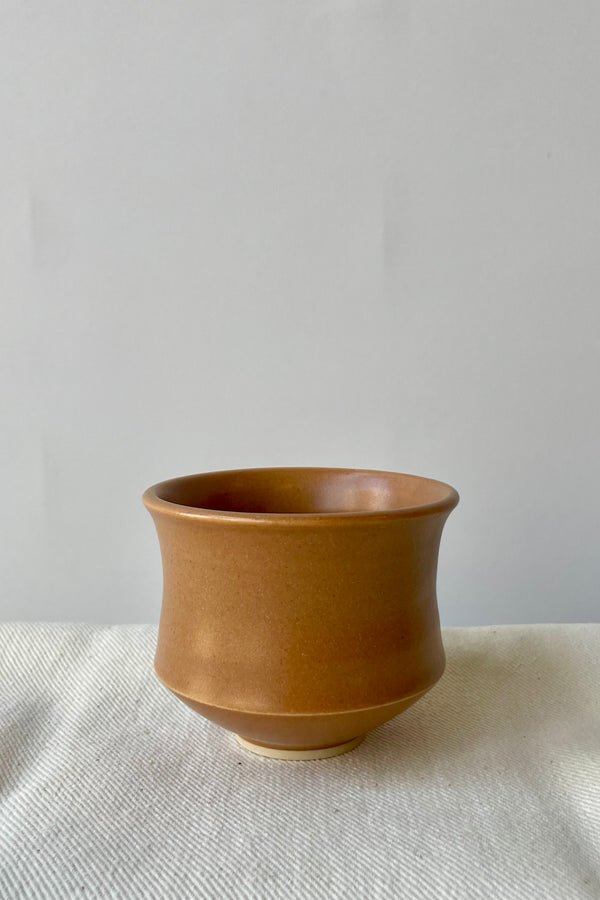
[143,467,459,760]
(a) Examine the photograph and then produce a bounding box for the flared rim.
[142,466,459,525]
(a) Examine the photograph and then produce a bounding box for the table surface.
[1,622,598,899]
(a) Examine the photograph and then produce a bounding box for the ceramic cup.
[143,467,458,760]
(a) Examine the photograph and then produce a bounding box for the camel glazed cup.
[143,467,459,760]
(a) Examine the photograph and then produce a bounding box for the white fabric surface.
[0,623,598,899]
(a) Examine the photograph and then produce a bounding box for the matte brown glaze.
[143,467,458,755]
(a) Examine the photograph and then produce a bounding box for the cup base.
[235,734,364,760]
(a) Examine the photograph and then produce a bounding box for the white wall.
[2,1,599,625]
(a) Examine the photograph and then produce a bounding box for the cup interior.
[152,468,457,516]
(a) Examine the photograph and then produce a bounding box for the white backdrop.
[2,1,599,625]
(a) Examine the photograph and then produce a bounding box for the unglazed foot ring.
[235,734,364,760]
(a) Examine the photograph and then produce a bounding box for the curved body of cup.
[143,467,458,758]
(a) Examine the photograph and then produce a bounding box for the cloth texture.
[0,623,598,899]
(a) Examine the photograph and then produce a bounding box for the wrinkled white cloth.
[0,623,598,899]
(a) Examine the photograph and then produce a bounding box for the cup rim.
[142,466,459,526]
